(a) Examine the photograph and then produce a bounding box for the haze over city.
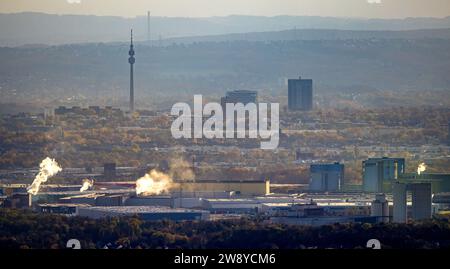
[1,0,450,254]
[1,0,450,18]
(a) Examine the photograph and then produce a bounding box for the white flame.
[417,162,427,175]
[27,157,62,195]
[136,170,173,196]
[80,179,94,192]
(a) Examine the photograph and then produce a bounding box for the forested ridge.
[1,209,449,249]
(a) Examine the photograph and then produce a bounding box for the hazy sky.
[0,0,449,18]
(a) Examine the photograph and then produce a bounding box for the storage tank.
[371,193,390,223]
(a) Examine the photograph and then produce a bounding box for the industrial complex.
[1,156,449,226]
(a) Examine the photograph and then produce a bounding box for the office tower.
[128,30,136,112]
[309,162,345,192]
[363,157,405,193]
[288,76,313,111]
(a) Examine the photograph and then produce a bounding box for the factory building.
[363,157,405,193]
[174,179,270,196]
[410,183,432,221]
[271,216,377,226]
[206,195,311,214]
[448,121,450,146]
[398,173,450,194]
[96,195,125,207]
[78,206,210,221]
[202,199,262,214]
[171,191,235,199]
[309,163,344,192]
[60,193,128,207]
[104,163,117,179]
[60,193,98,206]
[0,195,6,207]
[371,194,390,223]
[1,184,28,196]
[37,203,91,215]
[393,182,432,223]
[432,193,450,211]
[124,195,173,207]
[288,76,313,111]
[173,198,206,209]
[267,201,375,226]
[3,193,32,208]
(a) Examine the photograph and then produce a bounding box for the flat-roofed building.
[78,206,210,221]
[221,90,258,108]
[310,163,344,192]
[393,182,432,223]
[174,179,270,196]
[363,157,405,193]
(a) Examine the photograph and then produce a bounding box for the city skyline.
[0,0,450,19]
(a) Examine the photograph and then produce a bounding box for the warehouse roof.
[82,206,206,214]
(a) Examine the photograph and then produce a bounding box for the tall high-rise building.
[310,162,345,192]
[128,30,136,112]
[288,76,313,111]
[363,157,405,193]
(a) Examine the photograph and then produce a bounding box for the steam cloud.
[67,0,82,4]
[367,0,381,4]
[27,157,62,195]
[136,170,174,196]
[417,163,427,175]
[80,179,94,192]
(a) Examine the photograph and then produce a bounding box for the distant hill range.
[1,12,450,46]
[158,28,450,45]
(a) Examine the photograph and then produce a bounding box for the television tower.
[128,29,135,112]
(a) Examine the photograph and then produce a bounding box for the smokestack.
[147,11,151,44]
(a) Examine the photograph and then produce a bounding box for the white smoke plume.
[67,0,82,4]
[80,179,94,192]
[27,157,62,195]
[367,0,382,4]
[136,170,174,196]
[417,163,427,175]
